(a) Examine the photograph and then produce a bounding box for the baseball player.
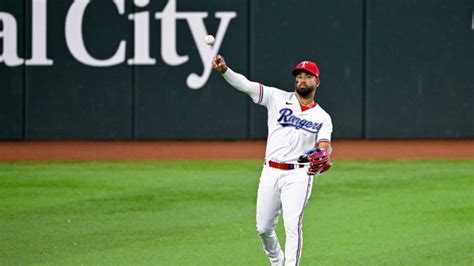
[212,55,333,266]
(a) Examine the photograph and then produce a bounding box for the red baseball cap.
[291,60,320,79]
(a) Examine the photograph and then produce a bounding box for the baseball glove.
[298,149,332,175]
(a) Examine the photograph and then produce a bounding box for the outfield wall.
[1,0,473,140]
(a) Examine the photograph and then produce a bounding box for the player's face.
[295,72,318,98]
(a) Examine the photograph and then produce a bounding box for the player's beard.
[295,84,316,98]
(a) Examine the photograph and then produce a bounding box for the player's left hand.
[300,149,332,175]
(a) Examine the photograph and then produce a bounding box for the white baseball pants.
[256,165,314,266]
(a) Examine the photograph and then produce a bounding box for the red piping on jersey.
[299,102,317,112]
[258,84,263,104]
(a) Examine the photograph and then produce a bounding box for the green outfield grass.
[1,160,473,265]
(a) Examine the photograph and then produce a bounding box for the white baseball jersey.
[223,68,333,163]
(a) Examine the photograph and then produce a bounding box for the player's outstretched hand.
[212,55,228,74]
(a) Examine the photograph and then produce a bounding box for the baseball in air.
[205,34,215,45]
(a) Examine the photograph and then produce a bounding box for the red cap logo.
[291,60,320,78]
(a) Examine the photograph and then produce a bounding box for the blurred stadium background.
[1,0,472,141]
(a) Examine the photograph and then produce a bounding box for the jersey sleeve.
[222,68,260,102]
[222,68,274,107]
[257,84,276,107]
[316,114,333,143]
